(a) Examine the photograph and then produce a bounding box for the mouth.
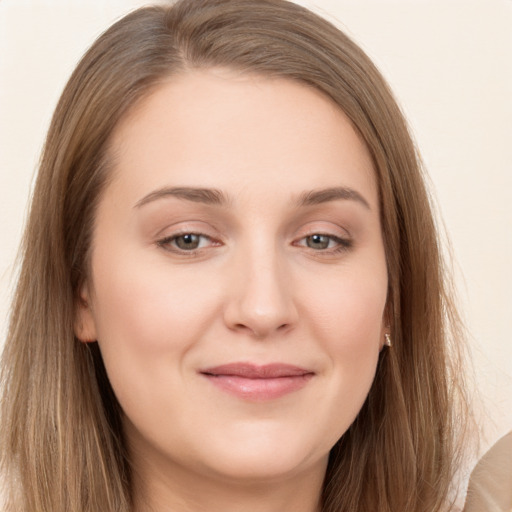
[199,363,315,401]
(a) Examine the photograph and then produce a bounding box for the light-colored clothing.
[463,431,512,512]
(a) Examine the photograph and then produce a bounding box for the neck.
[131,449,326,512]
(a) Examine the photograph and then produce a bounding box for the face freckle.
[77,68,388,495]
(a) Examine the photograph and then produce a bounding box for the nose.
[223,246,299,339]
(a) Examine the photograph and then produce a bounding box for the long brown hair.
[1,1,471,510]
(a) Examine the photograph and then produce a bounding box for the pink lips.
[200,363,314,401]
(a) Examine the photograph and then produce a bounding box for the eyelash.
[157,232,219,256]
[156,231,352,256]
[294,234,352,253]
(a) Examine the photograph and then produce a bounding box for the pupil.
[177,234,200,250]
[308,234,329,249]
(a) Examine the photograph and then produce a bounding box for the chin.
[194,424,332,482]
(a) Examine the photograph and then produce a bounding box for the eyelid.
[291,221,354,254]
[293,233,352,252]
[158,230,220,249]
[154,221,353,256]
[293,221,351,240]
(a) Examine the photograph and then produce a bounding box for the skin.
[76,69,389,512]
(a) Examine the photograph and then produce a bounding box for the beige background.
[1,0,511,463]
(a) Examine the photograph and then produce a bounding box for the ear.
[74,283,97,343]
[379,325,389,351]
[380,301,393,350]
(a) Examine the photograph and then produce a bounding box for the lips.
[200,363,314,401]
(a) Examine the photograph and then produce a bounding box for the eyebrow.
[296,186,370,209]
[135,186,229,208]
[134,185,370,210]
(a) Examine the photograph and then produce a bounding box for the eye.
[305,234,333,250]
[157,233,216,253]
[296,233,352,252]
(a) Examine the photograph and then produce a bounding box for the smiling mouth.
[200,363,315,401]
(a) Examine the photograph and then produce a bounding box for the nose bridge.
[224,233,297,338]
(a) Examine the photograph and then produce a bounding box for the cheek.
[307,264,387,349]
[301,267,386,438]
[90,245,220,348]
[87,247,222,406]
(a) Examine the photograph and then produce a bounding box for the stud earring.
[384,333,392,347]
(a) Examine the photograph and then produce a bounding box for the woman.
[0,0,471,511]
[463,431,512,512]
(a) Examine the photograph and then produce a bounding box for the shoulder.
[463,431,512,512]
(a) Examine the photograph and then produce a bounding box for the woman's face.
[77,69,388,486]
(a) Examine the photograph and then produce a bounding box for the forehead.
[107,68,377,208]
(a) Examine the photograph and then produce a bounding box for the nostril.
[222,274,299,338]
